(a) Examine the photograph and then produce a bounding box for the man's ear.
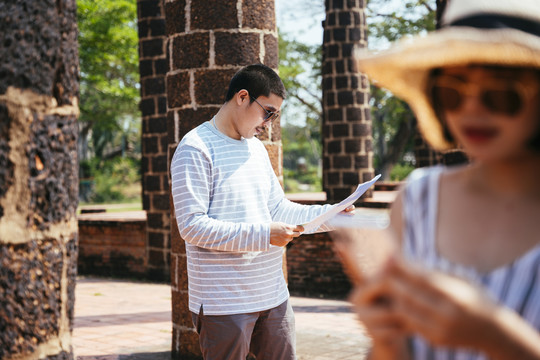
[235,89,249,105]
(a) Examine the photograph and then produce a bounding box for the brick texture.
[322,0,374,203]
[287,232,352,298]
[78,217,147,277]
[138,0,171,282]
[165,0,281,357]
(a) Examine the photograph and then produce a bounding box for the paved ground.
[73,277,371,360]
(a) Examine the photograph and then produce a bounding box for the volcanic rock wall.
[0,1,79,359]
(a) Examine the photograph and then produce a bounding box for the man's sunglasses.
[430,75,535,116]
[251,96,280,122]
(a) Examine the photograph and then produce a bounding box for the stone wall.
[78,213,147,278]
[0,0,79,359]
[287,232,352,298]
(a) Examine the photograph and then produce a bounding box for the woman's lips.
[463,127,498,143]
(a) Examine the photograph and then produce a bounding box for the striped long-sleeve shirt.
[171,120,333,315]
[402,166,540,360]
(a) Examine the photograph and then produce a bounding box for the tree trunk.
[378,112,416,179]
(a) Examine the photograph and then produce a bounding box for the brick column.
[322,0,374,203]
[138,0,171,281]
[414,133,442,167]
[0,0,79,358]
[413,0,468,169]
[165,0,280,357]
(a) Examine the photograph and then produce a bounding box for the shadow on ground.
[78,352,172,360]
[119,352,172,360]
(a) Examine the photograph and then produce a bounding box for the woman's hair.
[529,71,540,150]
[428,66,540,152]
[225,64,286,103]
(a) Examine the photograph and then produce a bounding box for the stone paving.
[73,277,370,360]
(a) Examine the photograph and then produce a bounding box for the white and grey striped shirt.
[171,120,333,315]
[402,166,540,360]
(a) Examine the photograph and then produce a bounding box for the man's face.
[235,92,283,139]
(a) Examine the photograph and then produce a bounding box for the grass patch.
[77,200,143,214]
[105,203,143,213]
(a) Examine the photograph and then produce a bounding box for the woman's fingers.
[333,241,365,285]
[378,260,499,346]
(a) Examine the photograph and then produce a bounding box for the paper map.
[301,174,381,233]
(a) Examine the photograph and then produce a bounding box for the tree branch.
[292,93,321,115]
[419,0,434,13]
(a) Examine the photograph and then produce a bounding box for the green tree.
[367,0,436,45]
[370,86,416,180]
[278,32,324,191]
[77,0,140,162]
[278,0,437,183]
[77,0,141,203]
[366,0,436,179]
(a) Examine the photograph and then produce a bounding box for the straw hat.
[354,0,540,150]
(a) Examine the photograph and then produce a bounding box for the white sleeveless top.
[402,166,540,360]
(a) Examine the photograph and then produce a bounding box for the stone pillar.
[322,0,374,203]
[0,1,79,359]
[415,136,469,167]
[413,0,445,169]
[138,0,171,281]
[165,0,280,357]
[414,133,442,167]
[414,0,468,169]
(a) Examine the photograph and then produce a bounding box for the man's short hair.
[225,64,286,102]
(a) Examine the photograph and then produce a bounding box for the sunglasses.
[430,75,536,116]
[250,96,280,122]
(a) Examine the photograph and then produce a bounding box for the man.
[170,64,347,359]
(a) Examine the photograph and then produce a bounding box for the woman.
[345,0,540,358]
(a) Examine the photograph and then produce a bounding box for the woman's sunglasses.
[251,96,280,122]
[430,75,535,116]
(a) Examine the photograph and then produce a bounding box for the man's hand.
[269,222,304,247]
[342,205,356,214]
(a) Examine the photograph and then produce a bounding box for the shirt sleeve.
[265,156,334,233]
[170,144,270,252]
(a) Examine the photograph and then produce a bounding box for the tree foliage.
[367,0,436,46]
[278,0,437,183]
[278,32,324,191]
[77,0,141,162]
[77,0,141,203]
[366,0,436,179]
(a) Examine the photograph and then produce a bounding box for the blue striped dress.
[402,166,540,360]
[170,120,333,316]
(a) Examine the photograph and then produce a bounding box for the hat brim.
[355,27,540,150]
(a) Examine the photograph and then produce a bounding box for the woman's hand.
[351,258,498,348]
[347,259,409,360]
[365,259,497,348]
[350,257,540,359]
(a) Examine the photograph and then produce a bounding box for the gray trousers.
[191,299,296,360]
